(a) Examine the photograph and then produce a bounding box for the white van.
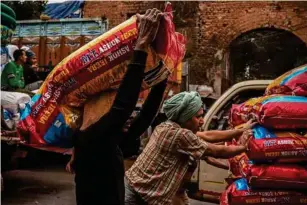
[189,80,272,203]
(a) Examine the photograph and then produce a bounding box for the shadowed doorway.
[228,28,307,84]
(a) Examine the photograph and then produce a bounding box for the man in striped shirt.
[125,91,252,205]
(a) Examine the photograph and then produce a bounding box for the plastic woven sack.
[265,64,307,96]
[18,3,186,147]
[230,95,307,129]
[229,96,272,127]
[247,164,307,190]
[225,139,246,177]
[229,153,307,190]
[221,178,307,205]
[228,152,249,177]
[246,125,307,162]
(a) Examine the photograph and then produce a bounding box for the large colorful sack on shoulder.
[220,178,307,205]
[265,64,307,96]
[246,125,307,163]
[230,95,307,129]
[18,3,186,147]
[80,67,180,130]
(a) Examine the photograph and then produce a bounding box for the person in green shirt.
[1,49,27,91]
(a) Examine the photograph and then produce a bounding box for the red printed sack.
[265,64,307,96]
[221,178,307,205]
[18,3,186,147]
[246,125,307,163]
[247,164,307,190]
[230,95,307,129]
[234,156,307,190]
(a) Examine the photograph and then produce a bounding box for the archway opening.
[229,28,307,84]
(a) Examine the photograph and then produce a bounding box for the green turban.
[162,91,202,124]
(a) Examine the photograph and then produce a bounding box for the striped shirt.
[125,121,208,205]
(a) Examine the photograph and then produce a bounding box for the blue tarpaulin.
[44,0,84,19]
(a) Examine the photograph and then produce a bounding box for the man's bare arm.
[197,129,243,143]
[197,119,256,143]
[201,143,247,159]
[203,156,229,170]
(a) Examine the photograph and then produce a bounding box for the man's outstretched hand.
[238,129,253,147]
[135,8,163,51]
[242,119,257,131]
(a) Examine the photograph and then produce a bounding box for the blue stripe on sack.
[281,66,307,85]
[234,178,249,191]
[248,160,254,165]
[43,113,73,148]
[30,94,41,105]
[253,125,276,139]
[20,94,41,120]
[20,103,32,120]
[262,96,307,104]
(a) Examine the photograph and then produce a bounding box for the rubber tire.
[1,3,16,19]
[1,12,16,30]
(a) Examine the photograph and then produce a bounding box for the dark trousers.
[75,170,125,205]
[74,148,125,205]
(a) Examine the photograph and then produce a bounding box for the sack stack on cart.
[221,64,307,205]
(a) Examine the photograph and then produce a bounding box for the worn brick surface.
[84,1,307,94]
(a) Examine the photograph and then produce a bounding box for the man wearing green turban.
[162,91,204,133]
[125,91,254,205]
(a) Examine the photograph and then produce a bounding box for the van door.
[188,83,268,202]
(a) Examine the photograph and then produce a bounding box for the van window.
[207,89,264,130]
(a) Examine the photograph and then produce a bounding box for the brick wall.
[84,1,307,95]
[83,1,164,27]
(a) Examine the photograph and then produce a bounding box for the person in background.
[66,8,164,205]
[23,50,43,91]
[125,91,254,205]
[1,49,26,91]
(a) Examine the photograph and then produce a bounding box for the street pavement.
[2,165,215,205]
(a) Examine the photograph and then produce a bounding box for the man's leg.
[172,190,190,205]
[75,173,87,205]
[124,177,147,205]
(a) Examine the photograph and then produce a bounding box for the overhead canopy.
[44,0,84,19]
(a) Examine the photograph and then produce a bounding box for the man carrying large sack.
[70,8,164,205]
